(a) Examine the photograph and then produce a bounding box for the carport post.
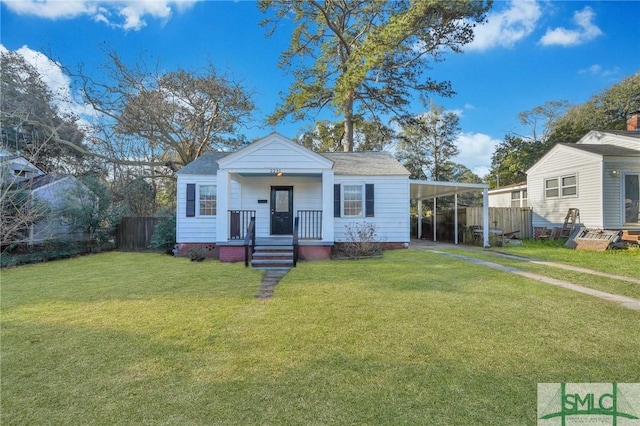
[483,187,489,247]
[433,197,437,242]
[454,193,459,245]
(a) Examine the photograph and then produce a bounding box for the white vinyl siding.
[176,175,217,243]
[333,175,409,244]
[528,145,603,228]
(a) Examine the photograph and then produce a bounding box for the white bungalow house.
[176,133,411,261]
[526,127,640,230]
[175,132,491,261]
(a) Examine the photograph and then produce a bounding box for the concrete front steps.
[251,245,294,270]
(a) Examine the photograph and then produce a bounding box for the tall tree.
[296,117,394,152]
[485,134,545,188]
[395,103,460,180]
[260,0,491,151]
[72,51,256,175]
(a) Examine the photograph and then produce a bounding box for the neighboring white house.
[1,154,97,244]
[488,181,528,208]
[526,129,640,230]
[175,132,412,261]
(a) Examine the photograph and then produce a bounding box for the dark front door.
[271,186,293,235]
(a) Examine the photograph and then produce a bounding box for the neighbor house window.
[545,178,559,198]
[199,185,216,216]
[561,175,577,196]
[511,190,527,207]
[343,185,363,216]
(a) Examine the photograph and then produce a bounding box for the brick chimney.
[627,111,640,131]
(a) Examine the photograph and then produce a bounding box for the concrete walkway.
[257,269,290,300]
[410,240,640,311]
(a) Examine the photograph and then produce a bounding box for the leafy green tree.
[260,0,491,151]
[485,134,545,189]
[395,103,460,180]
[58,176,121,246]
[548,72,640,144]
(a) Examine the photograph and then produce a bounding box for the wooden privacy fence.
[115,217,159,250]
[464,207,533,239]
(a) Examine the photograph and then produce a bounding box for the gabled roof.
[321,151,409,176]
[563,143,640,156]
[176,152,230,175]
[176,134,409,177]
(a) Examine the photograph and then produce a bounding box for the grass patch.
[2,251,639,425]
[494,239,640,279]
[440,247,640,300]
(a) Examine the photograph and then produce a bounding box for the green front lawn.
[2,251,639,425]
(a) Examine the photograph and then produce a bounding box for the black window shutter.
[334,184,341,217]
[186,184,196,217]
[365,184,374,217]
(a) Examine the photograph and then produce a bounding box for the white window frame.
[561,174,577,197]
[510,190,527,207]
[544,178,559,199]
[342,184,364,217]
[544,174,577,199]
[198,184,217,216]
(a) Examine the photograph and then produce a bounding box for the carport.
[410,180,490,247]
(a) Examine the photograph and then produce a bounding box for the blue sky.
[1,0,638,177]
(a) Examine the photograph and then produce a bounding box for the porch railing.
[229,210,256,240]
[296,210,322,240]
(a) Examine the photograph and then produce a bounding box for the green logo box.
[538,383,640,425]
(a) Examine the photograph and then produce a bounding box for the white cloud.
[466,0,542,51]
[539,6,602,47]
[454,132,501,178]
[1,0,199,31]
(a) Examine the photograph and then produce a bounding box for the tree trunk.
[343,94,355,152]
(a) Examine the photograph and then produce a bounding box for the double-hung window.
[561,175,577,196]
[343,185,363,216]
[199,185,216,216]
[545,178,559,198]
[334,183,374,218]
[545,174,577,199]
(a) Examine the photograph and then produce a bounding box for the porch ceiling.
[410,179,488,200]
